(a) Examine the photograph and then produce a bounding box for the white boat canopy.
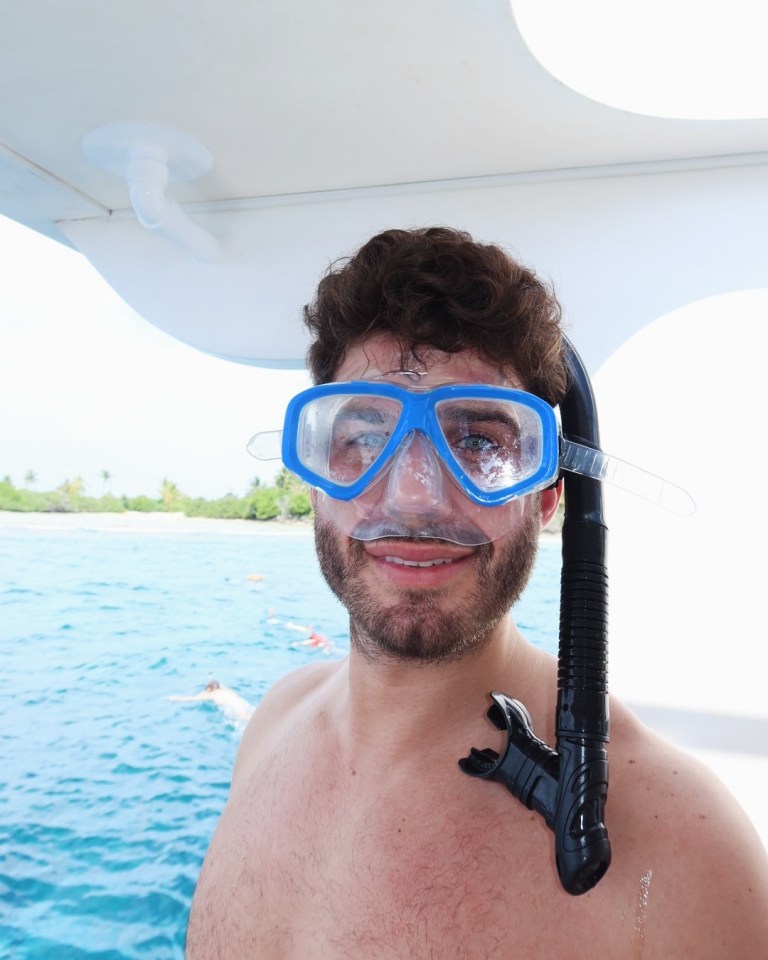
[1,0,766,369]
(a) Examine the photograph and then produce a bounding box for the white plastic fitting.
[82,122,218,263]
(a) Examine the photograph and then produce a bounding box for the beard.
[314,500,541,665]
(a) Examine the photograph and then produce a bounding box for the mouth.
[363,538,476,584]
[382,555,455,568]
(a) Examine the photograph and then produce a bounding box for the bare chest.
[190,744,637,959]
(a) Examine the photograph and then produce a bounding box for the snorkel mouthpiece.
[460,337,612,895]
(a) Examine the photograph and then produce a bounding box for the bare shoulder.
[186,658,346,957]
[231,657,344,784]
[607,698,768,957]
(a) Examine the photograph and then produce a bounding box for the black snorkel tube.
[459,336,612,895]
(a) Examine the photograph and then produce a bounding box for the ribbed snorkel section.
[559,341,609,698]
[554,337,611,893]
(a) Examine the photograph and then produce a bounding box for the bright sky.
[0,214,311,500]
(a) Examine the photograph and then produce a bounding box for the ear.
[539,478,563,530]
[310,487,319,510]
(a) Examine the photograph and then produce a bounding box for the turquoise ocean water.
[0,519,560,959]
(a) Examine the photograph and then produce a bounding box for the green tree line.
[0,468,312,523]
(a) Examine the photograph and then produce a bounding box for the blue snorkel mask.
[248,368,693,547]
[247,337,694,895]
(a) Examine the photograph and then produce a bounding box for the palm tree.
[59,476,85,496]
[100,469,112,495]
[160,477,182,511]
[23,469,37,488]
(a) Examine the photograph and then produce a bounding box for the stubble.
[314,503,541,665]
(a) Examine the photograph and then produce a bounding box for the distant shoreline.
[0,509,313,536]
[0,509,561,540]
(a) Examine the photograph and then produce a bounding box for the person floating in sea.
[292,629,335,655]
[266,609,336,652]
[167,680,254,724]
[186,227,768,957]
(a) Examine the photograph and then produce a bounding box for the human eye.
[335,404,393,447]
[444,405,520,456]
[343,427,390,453]
[328,402,397,480]
[454,432,498,455]
[437,399,526,486]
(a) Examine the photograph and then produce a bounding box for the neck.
[335,614,546,764]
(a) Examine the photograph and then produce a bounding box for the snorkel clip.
[460,690,611,895]
[460,693,559,827]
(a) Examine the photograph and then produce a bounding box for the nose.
[380,431,452,522]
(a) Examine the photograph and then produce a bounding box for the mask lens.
[297,393,403,487]
[435,397,544,493]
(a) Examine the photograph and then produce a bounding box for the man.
[168,679,255,724]
[186,228,768,957]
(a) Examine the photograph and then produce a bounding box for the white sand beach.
[0,509,313,536]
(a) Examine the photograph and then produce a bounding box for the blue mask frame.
[281,380,561,506]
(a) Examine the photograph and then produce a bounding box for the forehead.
[334,336,523,390]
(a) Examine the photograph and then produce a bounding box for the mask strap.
[560,438,695,515]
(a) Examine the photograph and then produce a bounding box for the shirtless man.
[186,227,768,957]
[168,680,254,724]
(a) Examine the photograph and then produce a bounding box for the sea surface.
[0,519,560,959]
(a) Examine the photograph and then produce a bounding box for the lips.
[363,539,476,577]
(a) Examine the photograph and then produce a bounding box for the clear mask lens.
[433,397,545,494]
[300,392,403,489]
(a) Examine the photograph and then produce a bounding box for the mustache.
[349,518,490,547]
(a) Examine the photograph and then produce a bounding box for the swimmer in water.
[267,611,334,651]
[168,680,255,724]
[293,630,335,654]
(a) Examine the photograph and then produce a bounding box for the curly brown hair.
[303,227,568,405]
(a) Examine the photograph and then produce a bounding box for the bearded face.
[313,496,541,664]
[309,336,553,663]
